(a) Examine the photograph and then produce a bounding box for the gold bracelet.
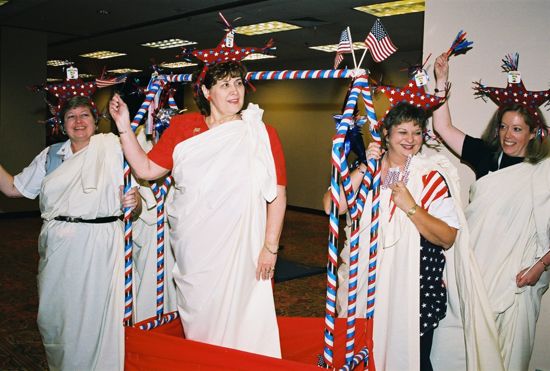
[406,204,419,218]
[263,244,278,255]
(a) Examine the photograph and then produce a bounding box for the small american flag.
[95,75,127,89]
[334,28,352,69]
[365,19,397,63]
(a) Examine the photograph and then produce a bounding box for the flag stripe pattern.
[421,170,450,209]
[365,19,397,63]
[96,75,127,89]
[334,29,352,69]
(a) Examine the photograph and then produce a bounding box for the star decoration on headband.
[473,53,550,140]
[190,31,275,66]
[178,12,275,95]
[376,68,449,114]
[44,78,97,102]
[180,12,275,66]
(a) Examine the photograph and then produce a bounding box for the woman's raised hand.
[109,94,131,132]
[434,52,449,84]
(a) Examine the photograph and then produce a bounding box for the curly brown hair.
[192,61,247,116]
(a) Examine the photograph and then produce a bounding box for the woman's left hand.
[516,263,545,288]
[389,181,416,212]
[256,246,277,281]
[120,186,139,210]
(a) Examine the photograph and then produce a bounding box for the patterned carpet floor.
[0,209,329,370]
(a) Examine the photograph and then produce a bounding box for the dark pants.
[420,330,434,371]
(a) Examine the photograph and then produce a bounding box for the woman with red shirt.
[110,61,286,357]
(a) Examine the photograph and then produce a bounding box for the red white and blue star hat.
[473,53,550,140]
[376,65,449,116]
[180,12,275,94]
[30,66,99,136]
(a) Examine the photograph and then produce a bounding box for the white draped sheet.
[433,159,550,371]
[168,104,281,358]
[337,153,464,371]
[37,133,125,371]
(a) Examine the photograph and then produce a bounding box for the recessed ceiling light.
[142,39,197,49]
[309,42,368,53]
[354,0,425,17]
[234,21,301,36]
[47,59,73,67]
[160,61,198,69]
[107,68,142,74]
[242,53,276,61]
[80,51,127,59]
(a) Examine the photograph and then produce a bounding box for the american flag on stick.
[96,74,127,89]
[334,28,353,69]
[365,19,397,63]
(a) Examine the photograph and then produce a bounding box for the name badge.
[225,31,234,48]
[414,69,428,87]
[66,66,79,80]
[508,71,521,84]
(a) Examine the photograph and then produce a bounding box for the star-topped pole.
[473,52,550,140]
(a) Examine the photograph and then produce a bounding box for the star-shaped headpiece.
[191,30,274,66]
[376,67,449,117]
[473,53,550,139]
[181,12,275,94]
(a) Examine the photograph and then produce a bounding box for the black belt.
[53,215,122,223]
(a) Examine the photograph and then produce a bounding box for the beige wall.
[0,27,46,212]
[424,1,550,369]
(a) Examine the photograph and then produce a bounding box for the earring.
[206,96,211,102]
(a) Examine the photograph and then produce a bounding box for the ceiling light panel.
[142,39,197,49]
[47,60,73,67]
[234,21,301,36]
[160,61,198,68]
[80,51,127,59]
[242,53,276,61]
[107,68,142,74]
[354,0,425,17]
[309,42,368,53]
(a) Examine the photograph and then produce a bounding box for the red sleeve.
[148,113,208,169]
[266,125,287,186]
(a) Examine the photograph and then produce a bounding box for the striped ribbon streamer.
[339,346,369,371]
[137,311,179,331]
[324,139,344,367]
[341,77,371,365]
[149,176,173,319]
[324,76,370,367]
[123,161,134,326]
[131,82,163,129]
[151,69,354,85]
[366,126,381,320]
